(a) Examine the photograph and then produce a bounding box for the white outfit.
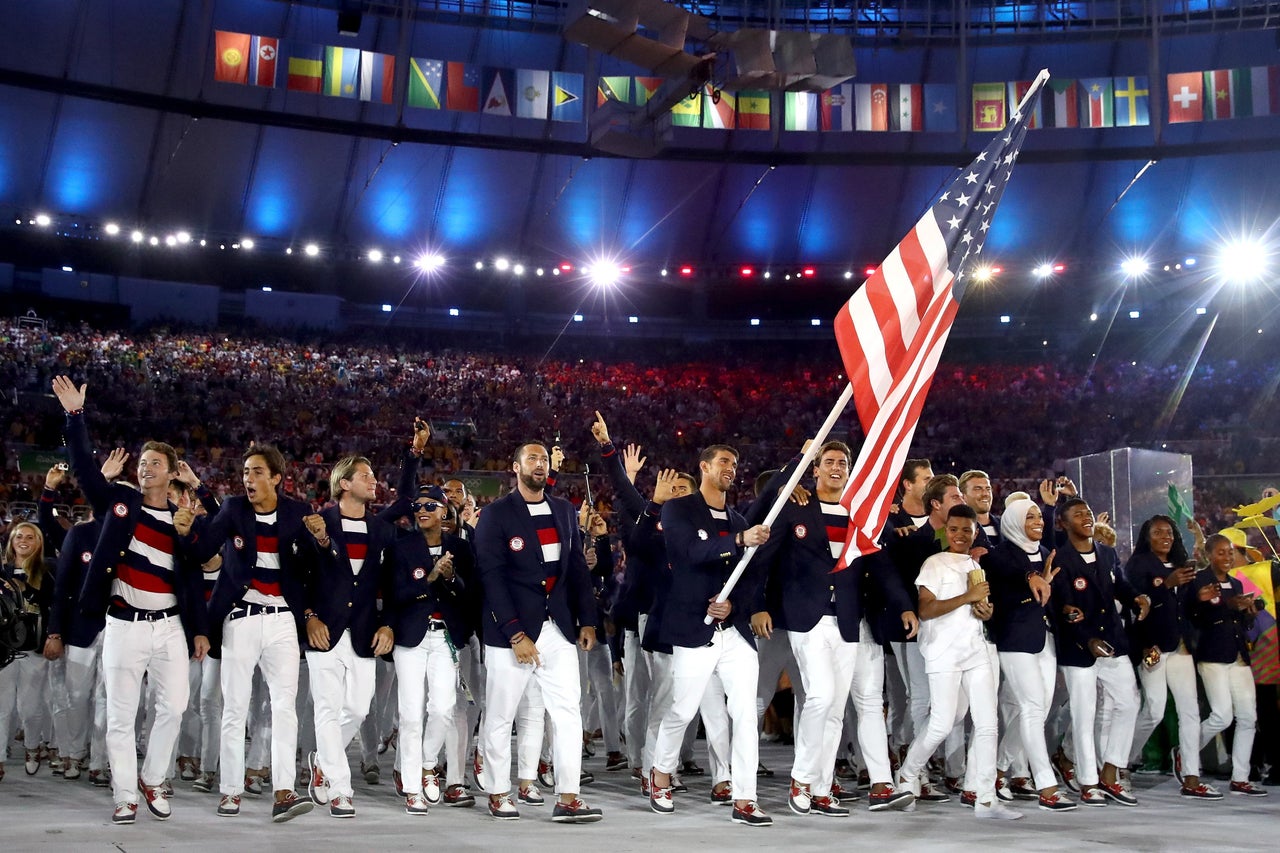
[395,628,467,791]
[1061,656,1139,786]
[1198,658,1257,783]
[1130,647,1200,776]
[307,630,376,798]
[220,610,298,795]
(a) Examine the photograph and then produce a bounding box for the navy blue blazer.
[599,442,652,630]
[1125,551,1194,654]
[187,494,318,643]
[63,413,209,652]
[390,531,475,649]
[474,489,596,647]
[1189,569,1253,665]
[1050,542,1142,668]
[47,519,105,648]
[305,503,397,657]
[982,540,1053,654]
[630,504,675,654]
[657,492,757,649]
[755,498,850,635]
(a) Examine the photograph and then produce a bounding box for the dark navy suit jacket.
[982,540,1053,654]
[474,489,596,647]
[187,494,318,646]
[658,491,757,649]
[390,531,475,649]
[47,519,104,648]
[63,412,209,653]
[1125,551,1194,654]
[1050,542,1142,668]
[1189,569,1253,665]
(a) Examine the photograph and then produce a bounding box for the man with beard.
[474,442,602,823]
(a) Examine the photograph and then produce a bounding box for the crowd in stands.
[1,319,1276,541]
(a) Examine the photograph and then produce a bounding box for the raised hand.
[551,445,564,471]
[44,464,67,490]
[175,460,201,488]
[652,468,681,504]
[591,411,611,446]
[1038,479,1058,506]
[51,375,86,412]
[622,444,646,481]
[100,448,129,481]
[412,417,431,453]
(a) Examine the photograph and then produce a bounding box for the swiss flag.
[1167,72,1203,123]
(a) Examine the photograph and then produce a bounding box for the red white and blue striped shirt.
[112,504,178,611]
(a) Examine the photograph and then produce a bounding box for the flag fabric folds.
[785,91,818,131]
[702,86,736,129]
[360,51,395,104]
[214,31,251,84]
[1167,71,1204,123]
[551,72,584,122]
[832,76,1044,567]
[922,84,956,132]
[737,90,771,130]
[287,43,324,93]
[1044,79,1079,128]
[598,76,631,106]
[408,58,443,109]
[855,83,888,131]
[447,62,480,112]
[1079,77,1114,127]
[1112,76,1150,126]
[821,84,854,132]
[515,69,550,119]
[1006,81,1042,128]
[971,82,1005,131]
[323,46,360,98]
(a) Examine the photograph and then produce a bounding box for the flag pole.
[1014,69,1051,116]
[703,382,854,624]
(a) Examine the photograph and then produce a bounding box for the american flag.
[833,71,1047,569]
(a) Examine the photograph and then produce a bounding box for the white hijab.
[1000,498,1041,555]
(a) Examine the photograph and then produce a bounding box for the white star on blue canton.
[1003,152,1015,165]
[962,230,973,244]
[956,193,971,207]
[940,191,950,201]
[946,215,962,230]
[964,171,979,184]
[980,220,990,232]
[976,152,987,162]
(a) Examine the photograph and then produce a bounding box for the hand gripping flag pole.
[704,69,1050,623]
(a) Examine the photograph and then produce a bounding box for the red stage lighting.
[739,266,754,277]
[802,267,816,277]
[679,265,694,277]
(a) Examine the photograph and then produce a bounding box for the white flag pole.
[1013,69,1051,117]
[703,382,854,624]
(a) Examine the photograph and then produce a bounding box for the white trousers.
[901,661,998,804]
[642,646,708,773]
[480,621,582,796]
[580,641,623,753]
[890,641,931,748]
[395,631,466,791]
[61,634,108,769]
[623,627,650,768]
[359,658,397,765]
[102,615,190,804]
[307,631,376,798]
[220,612,299,795]
[789,618,855,796]
[1198,659,1257,783]
[178,656,222,771]
[997,638,1058,791]
[1130,649,1200,776]
[0,653,51,755]
[654,629,758,801]
[850,626,894,784]
[1061,657,1138,786]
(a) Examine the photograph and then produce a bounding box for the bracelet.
[510,632,527,645]
[304,612,318,621]
[67,408,84,416]
[46,634,61,640]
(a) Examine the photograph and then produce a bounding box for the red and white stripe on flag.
[828,71,1045,571]
[832,217,960,566]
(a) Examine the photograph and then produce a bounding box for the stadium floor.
[0,739,1273,851]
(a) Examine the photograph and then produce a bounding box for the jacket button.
[348,602,353,608]
[541,580,547,587]
[829,585,835,592]
[119,550,126,557]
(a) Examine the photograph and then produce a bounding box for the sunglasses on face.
[413,501,443,512]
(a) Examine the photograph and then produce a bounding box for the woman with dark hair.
[0,521,56,781]
[1124,515,1216,798]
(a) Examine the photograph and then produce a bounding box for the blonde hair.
[329,455,372,498]
[3,521,46,590]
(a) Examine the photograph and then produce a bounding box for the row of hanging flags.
[213,31,585,121]
[213,34,1279,132]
